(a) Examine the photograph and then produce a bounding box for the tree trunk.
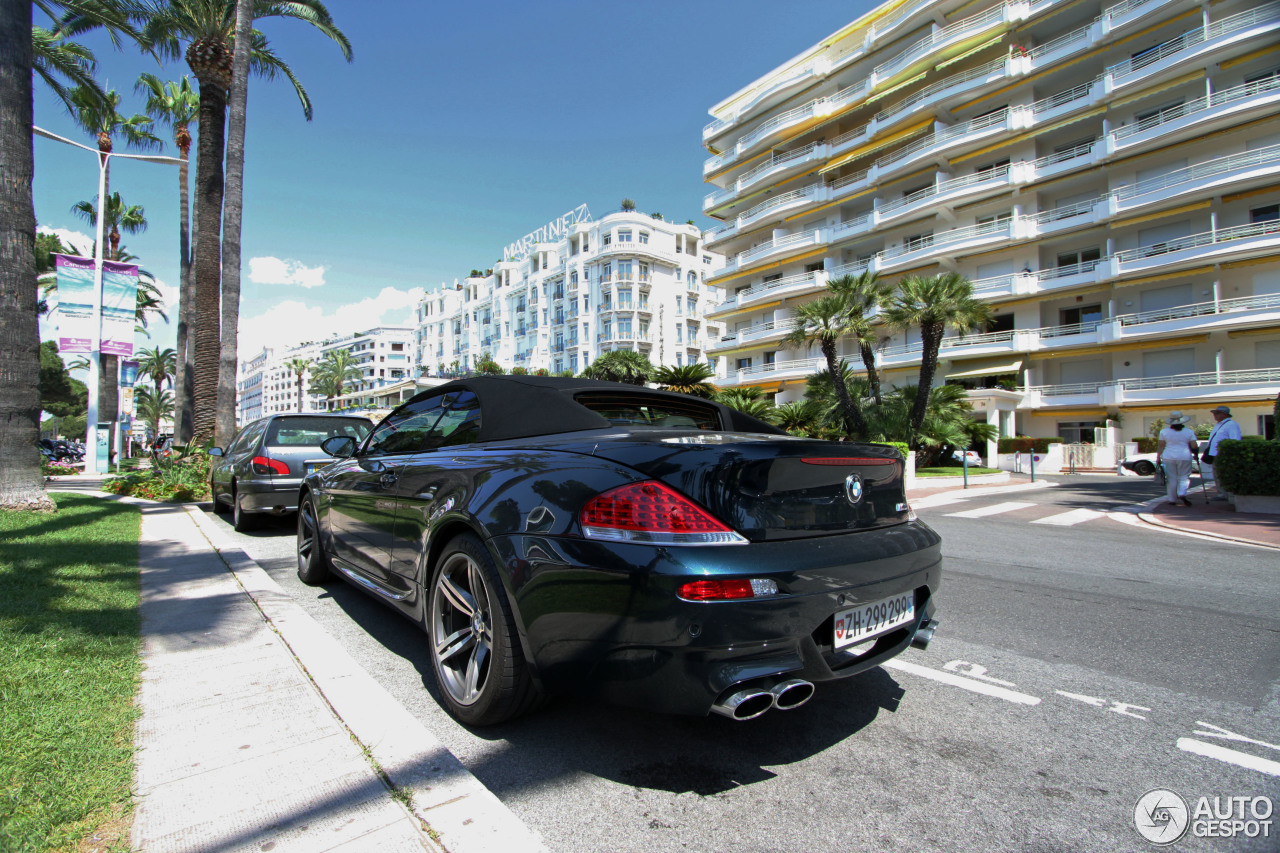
[823,340,866,439]
[0,0,54,510]
[910,322,945,445]
[173,148,193,443]
[860,341,881,405]
[189,76,228,445]
[215,0,254,445]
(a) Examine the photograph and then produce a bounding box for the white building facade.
[416,209,727,377]
[701,0,1280,452]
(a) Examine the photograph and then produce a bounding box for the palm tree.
[137,345,177,391]
[312,348,360,409]
[884,272,992,446]
[71,190,146,261]
[134,384,175,439]
[715,387,776,422]
[137,72,198,444]
[284,356,311,411]
[828,270,891,405]
[66,83,161,199]
[773,400,819,435]
[581,349,653,385]
[140,0,352,443]
[1,0,140,510]
[783,291,867,438]
[653,362,718,398]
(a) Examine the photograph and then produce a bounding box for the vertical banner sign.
[54,254,139,356]
[101,260,139,357]
[119,360,139,388]
[55,254,94,353]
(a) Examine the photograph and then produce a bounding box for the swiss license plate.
[833,593,915,648]
[304,461,324,475]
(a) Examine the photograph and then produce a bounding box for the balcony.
[709,319,800,354]
[710,271,824,315]
[718,229,824,278]
[875,57,1009,133]
[1023,367,1280,408]
[1114,292,1280,338]
[1110,144,1280,217]
[881,217,1014,269]
[1113,220,1280,275]
[732,356,825,386]
[705,140,826,203]
[875,108,1011,180]
[872,3,1010,86]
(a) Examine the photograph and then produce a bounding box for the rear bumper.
[236,478,303,514]
[491,521,942,716]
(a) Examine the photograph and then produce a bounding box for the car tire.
[296,494,331,585]
[1134,460,1156,476]
[232,486,258,532]
[426,533,538,726]
[211,482,229,514]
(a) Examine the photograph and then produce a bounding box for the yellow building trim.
[1223,183,1280,204]
[1025,407,1109,416]
[709,247,831,289]
[868,72,929,106]
[951,107,1105,165]
[1220,45,1279,70]
[820,118,933,174]
[1227,325,1280,338]
[937,34,1006,71]
[1111,199,1211,229]
[706,147,774,183]
[1223,256,1280,270]
[1109,69,1204,109]
[1113,266,1215,288]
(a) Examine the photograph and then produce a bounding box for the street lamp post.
[34,126,183,475]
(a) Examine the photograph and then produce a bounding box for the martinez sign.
[503,204,591,262]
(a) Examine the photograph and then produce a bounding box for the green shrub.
[1130,437,1159,453]
[103,451,211,501]
[1216,439,1280,496]
[997,436,1064,453]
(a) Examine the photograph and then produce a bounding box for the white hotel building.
[701,0,1280,450]
[416,209,726,377]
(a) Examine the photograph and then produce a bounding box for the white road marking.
[884,659,1041,705]
[1031,508,1105,526]
[942,660,1018,687]
[1056,690,1106,707]
[910,495,972,509]
[944,501,1037,519]
[1177,738,1280,776]
[1109,702,1150,720]
[1191,721,1280,752]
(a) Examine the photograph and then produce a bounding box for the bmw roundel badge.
[844,473,864,506]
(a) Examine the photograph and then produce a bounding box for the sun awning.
[945,358,1023,379]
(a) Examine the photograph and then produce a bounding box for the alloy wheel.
[431,552,493,706]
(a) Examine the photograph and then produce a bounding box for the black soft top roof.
[403,375,785,442]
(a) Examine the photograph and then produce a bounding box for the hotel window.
[602,320,611,339]
[676,353,683,366]
[1056,247,1101,270]
[639,231,649,244]
[618,289,633,308]
[639,262,649,282]
[904,232,933,251]
[602,262,612,281]
[570,270,578,285]
[618,229,632,242]
[676,325,683,342]
[977,211,1012,229]
[618,318,632,337]
[639,292,649,309]
[618,259,633,280]
[639,320,649,336]
[687,270,697,288]
[1061,304,1102,326]
[763,351,775,366]
[736,357,752,371]
[675,296,683,315]
[603,233,611,246]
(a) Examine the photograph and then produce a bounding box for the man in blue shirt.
[1204,405,1243,502]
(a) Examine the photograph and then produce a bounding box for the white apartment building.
[236,326,418,421]
[702,0,1280,452]
[416,208,726,377]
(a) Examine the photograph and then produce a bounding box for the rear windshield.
[265,417,372,447]
[574,392,721,430]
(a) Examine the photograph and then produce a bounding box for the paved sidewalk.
[47,481,547,853]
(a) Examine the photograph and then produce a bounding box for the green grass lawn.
[916,466,1002,476]
[0,495,141,853]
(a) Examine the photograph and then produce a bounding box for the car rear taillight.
[580,481,747,546]
[251,455,289,476]
[677,578,779,601]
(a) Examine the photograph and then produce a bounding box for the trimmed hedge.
[1217,439,1280,496]
[997,437,1063,453]
[1130,437,1159,453]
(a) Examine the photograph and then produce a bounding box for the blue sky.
[34,1,870,358]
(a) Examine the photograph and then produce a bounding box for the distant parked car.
[1120,452,1158,476]
[210,413,373,532]
[951,449,983,466]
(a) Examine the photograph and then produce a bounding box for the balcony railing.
[1113,219,1280,263]
[735,229,822,266]
[1120,367,1280,391]
[1108,3,1280,81]
[1112,144,1280,202]
[1035,140,1095,169]
[876,57,1007,125]
[873,4,1007,81]
[1116,292,1280,326]
[730,271,819,304]
[1027,24,1090,60]
[876,108,1008,170]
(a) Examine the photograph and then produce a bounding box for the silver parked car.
[210,413,373,531]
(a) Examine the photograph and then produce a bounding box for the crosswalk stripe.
[1030,508,1106,526]
[943,501,1037,518]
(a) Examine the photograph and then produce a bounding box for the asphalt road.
[205,475,1280,853]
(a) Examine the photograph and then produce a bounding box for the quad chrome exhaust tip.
[711,678,816,720]
[911,618,940,650]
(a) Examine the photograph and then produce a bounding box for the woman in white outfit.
[1156,411,1199,506]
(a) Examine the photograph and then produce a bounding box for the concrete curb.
[1134,507,1280,552]
[182,506,549,853]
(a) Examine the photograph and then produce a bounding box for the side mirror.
[208,447,224,457]
[321,435,357,459]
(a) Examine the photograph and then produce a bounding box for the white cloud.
[37,225,94,256]
[237,285,425,359]
[248,256,326,288]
